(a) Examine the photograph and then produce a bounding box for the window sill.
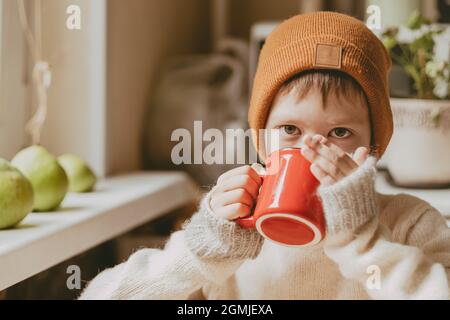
[0,171,198,291]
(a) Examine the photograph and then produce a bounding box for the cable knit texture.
[182,190,264,261]
[317,156,379,234]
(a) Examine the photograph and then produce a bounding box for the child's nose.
[300,133,326,149]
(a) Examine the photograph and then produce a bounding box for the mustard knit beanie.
[248,11,393,159]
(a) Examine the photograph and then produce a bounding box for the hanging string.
[17,0,51,145]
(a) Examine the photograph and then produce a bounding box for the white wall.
[105,0,211,175]
[39,0,107,176]
[0,0,28,160]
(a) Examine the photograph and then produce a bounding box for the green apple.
[58,154,96,193]
[11,146,68,212]
[0,158,34,229]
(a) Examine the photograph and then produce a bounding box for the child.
[79,12,450,300]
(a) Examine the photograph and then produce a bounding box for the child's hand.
[300,134,369,187]
[210,165,263,221]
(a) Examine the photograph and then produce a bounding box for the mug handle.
[234,164,266,229]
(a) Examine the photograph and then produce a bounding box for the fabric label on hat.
[314,43,342,69]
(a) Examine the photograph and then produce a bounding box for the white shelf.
[375,171,450,226]
[0,171,198,291]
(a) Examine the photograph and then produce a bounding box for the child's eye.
[280,125,301,135]
[330,128,351,138]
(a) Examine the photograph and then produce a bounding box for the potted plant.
[381,11,450,188]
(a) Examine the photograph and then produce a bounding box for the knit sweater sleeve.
[317,156,450,300]
[78,190,264,300]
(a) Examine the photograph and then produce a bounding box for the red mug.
[236,147,325,247]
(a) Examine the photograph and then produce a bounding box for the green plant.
[382,10,450,99]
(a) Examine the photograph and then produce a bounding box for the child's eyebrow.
[325,116,362,126]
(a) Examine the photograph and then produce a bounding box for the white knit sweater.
[78,157,450,300]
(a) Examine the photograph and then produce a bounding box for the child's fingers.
[312,134,327,145]
[352,147,369,166]
[316,143,356,175]
[213,174,260,200]
[210,188,254,211]
[250,162,266,175]
[315,156,346,181]
[300,145,318,163]
[302,142,345,181]
[321,176,336,187]
[214,203,252,220]
[309,134,355,167]
[319,138,348,161]
[217,165,262,186]
[310,162,336,186]
[302,145,345,180]
[303,133,326,146]
[303,134,319,149]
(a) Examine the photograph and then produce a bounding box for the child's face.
[263,86,371,159]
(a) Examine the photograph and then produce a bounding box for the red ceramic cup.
[236,147,325,247]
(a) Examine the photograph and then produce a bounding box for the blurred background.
[0,0,449,299]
